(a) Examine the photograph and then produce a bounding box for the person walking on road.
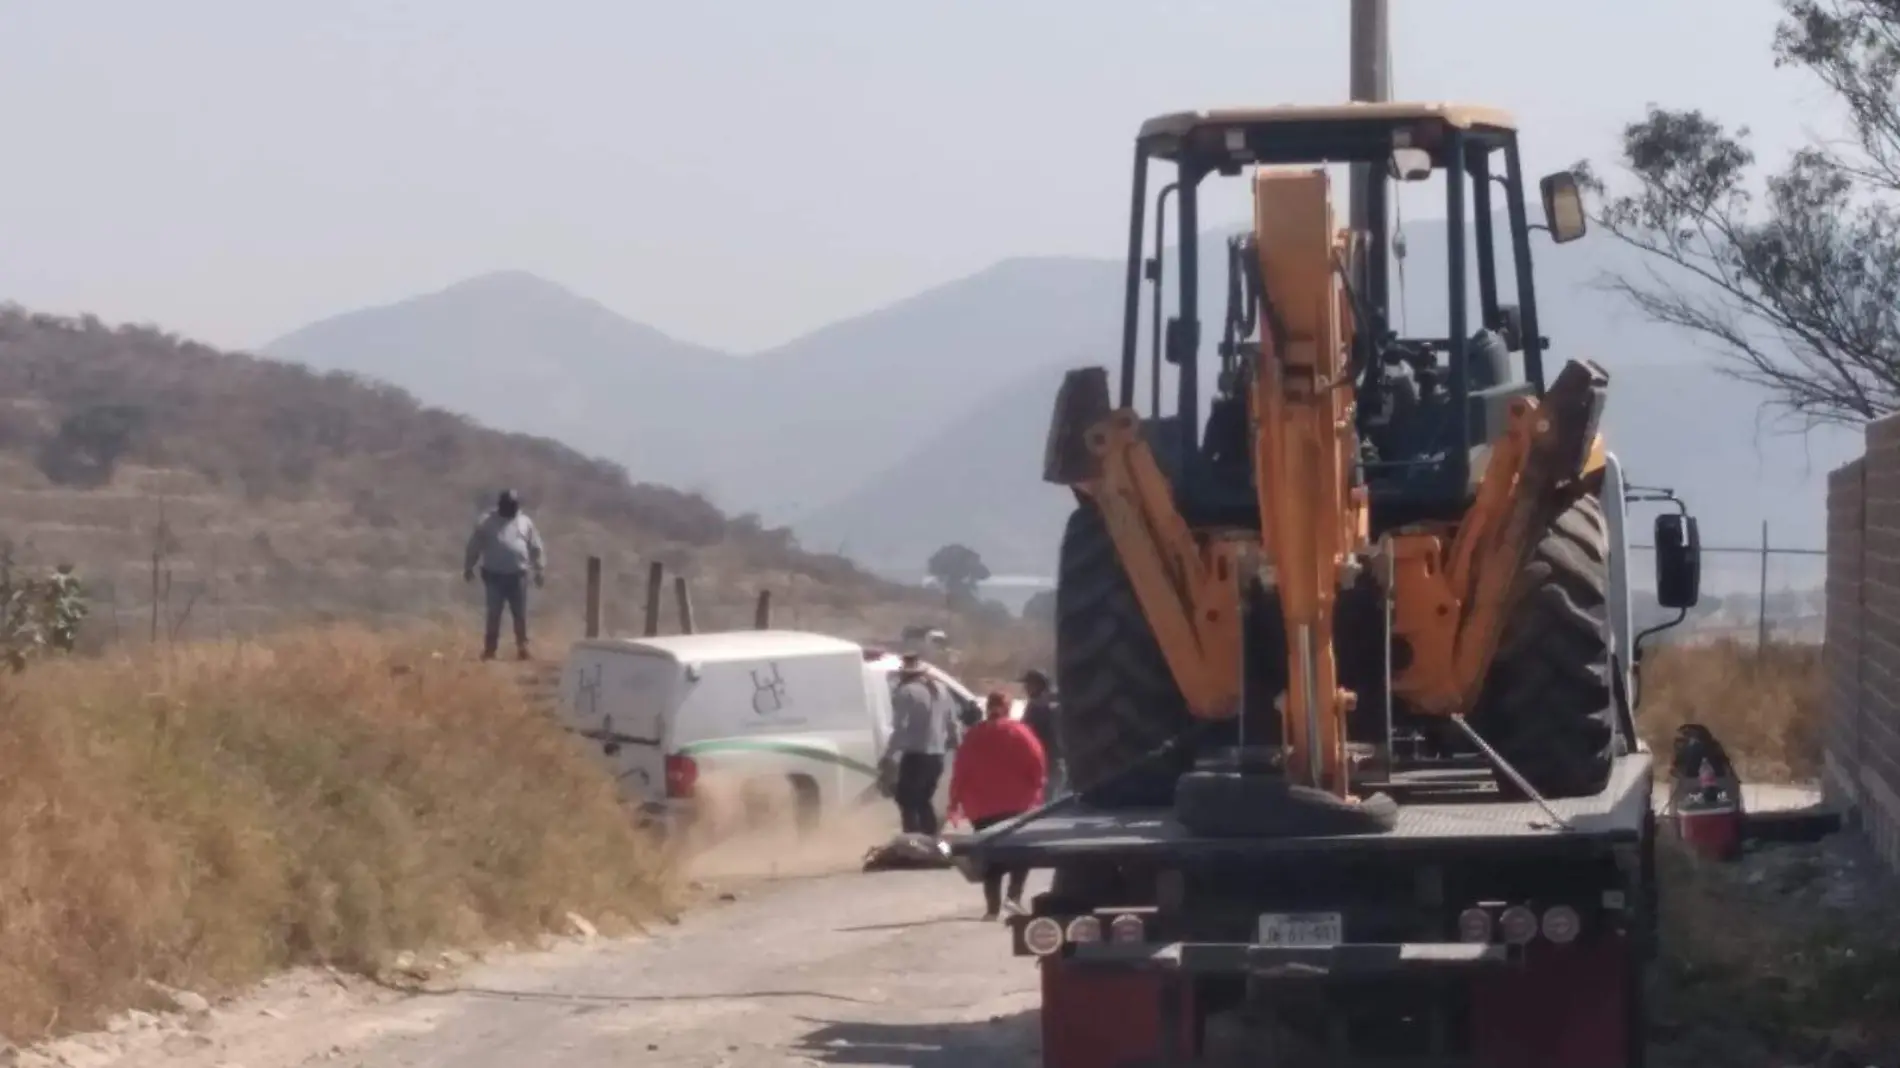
[463,489,547,661]
[1020,668,1065,799]
[948,689,1048,920]
[882,653,955,836]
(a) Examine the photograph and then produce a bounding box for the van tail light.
[665,754,699,799]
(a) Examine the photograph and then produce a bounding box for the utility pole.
[1347,0,1389,295]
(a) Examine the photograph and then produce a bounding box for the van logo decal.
[750,661,789,715]
[573,664,603,718]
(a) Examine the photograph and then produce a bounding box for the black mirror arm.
[1634,608,1688,657]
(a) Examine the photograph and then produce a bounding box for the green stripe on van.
[675,739,881,779]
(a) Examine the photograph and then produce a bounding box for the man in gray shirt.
[883,654,959,835]
[462,489,546,660]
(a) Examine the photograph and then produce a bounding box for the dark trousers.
[894,752,945,836]
[481,569,529,657]
[973,812,1029,913]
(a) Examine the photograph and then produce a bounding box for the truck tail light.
[1457,907,1494,943]
[1023,917,1064,956]
[1109,914,1145,944]
[1498,905,1538,945]
[1541,905,1581,944]
[1065,916,1102,945]
[665,754,698,798]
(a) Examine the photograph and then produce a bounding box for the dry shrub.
[1651,837,1900,1060]
[1638,639,1824,782]
[0,626,672,1042]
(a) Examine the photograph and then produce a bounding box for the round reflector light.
[1499,905,1538,945]
[1066,916,1103,945]
[1023,917,1064,956]
[1109,914,1145,944]
[1457,907,1494,943]
[1541,905,1582,945]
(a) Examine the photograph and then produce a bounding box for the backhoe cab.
[1044,103,1701,814]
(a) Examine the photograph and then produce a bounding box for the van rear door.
[862,659,895,759]
[559,644,678,809]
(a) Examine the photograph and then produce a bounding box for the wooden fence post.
[674,575,696,635]
[644,561,664,637]
[584,556,602,639]
[754,589,773,630]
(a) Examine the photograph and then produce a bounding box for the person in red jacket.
[948,689,1048,919]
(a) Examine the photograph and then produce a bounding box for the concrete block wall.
[1827,414,1900,870]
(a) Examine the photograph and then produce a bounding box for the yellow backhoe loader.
[1042,104,1658,815]
[950,103,1706,1068]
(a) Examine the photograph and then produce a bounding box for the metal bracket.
[1447,713,1573,832]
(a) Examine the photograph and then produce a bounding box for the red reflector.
[665,754,698,798]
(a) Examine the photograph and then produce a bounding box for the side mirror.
[1539,172,1587,244]
[1654,513,1702,610]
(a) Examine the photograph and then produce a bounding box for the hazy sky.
[0,0,1830,354]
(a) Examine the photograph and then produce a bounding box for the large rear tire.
[1053,501,1194,808]
[1469,490,1619,799]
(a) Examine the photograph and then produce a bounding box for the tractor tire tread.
[1054,502,1193,808]
[1472,490,1618,799]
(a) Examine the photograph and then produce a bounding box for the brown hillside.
[0,306,927,641]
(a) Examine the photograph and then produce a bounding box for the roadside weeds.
[0,626,676,1045]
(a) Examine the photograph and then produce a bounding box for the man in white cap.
[881,653,958,835]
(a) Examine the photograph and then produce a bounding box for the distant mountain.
[265,220,1856,594]
[265,270,742,495]
[725,257,1122,518]
[264,261,1125,521]
[795,363,1076,573]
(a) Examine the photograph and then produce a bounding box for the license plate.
[1257,911,1344,948]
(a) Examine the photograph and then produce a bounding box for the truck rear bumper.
[1068,940,1511,979]
[1040,938,1633,1068]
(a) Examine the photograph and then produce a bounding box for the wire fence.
[1627,521,1825,646]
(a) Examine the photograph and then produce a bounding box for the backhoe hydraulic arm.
[1387,359,1609,715]
[1248,168,1368,796]
[1043,366,1245,721]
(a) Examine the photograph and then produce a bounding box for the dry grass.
[0,626,673,1043]
[1636,638,1824,782]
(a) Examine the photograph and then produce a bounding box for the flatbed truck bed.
[949,751,1654,865]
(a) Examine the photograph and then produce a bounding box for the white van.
[557,630,986,835]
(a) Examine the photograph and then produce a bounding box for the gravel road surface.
[18,808,1048,1068]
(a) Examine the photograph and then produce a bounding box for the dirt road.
[20,808,1048,1068]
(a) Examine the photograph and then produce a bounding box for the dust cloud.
[670,773,906,885]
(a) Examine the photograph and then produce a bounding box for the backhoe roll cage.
[1119,113,1551,515]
